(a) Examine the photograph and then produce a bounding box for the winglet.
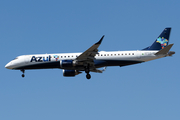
[155,44,174,55]
[95,35,105,45]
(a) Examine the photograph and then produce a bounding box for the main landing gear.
[21,69,25,78]
[85,65,91,79]
[86,73,91,79]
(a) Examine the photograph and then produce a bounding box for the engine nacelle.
[63,69,82,77]
[60,60,77,69]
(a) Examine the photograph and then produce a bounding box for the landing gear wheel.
[22,74,25,77]
[21,69,25,78]
[86,74,91,79]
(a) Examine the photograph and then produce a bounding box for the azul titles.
[30,55,60,62]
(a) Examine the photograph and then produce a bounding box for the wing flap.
[90,67,106,73]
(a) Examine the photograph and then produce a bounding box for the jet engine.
[60,60,77,69]
[63,69,82,77]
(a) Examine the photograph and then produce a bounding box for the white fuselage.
[5,50,163,70]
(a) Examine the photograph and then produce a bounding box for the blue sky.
[1,0,180,120]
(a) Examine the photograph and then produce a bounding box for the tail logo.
[156,37,168,49]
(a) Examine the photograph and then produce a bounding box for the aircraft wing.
[76,35,104,65]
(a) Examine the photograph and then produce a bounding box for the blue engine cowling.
[63,69,82,77]
[60,60,76,69]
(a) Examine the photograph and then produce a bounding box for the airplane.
[5,28,175,79]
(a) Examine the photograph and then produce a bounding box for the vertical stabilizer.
[145,28,171,50]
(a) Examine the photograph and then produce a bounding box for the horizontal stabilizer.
[155,44,174,55]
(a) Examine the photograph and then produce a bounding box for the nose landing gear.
[21,69,25,77]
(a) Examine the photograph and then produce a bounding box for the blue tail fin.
[143,28,171,50]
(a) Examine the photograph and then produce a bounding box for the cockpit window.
[13,58,18,60]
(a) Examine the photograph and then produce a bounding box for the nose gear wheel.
[21,69,25,78]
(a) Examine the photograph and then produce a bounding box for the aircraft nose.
[5,61,13,69]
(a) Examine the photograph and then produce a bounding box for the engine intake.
[63,69,82,77]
